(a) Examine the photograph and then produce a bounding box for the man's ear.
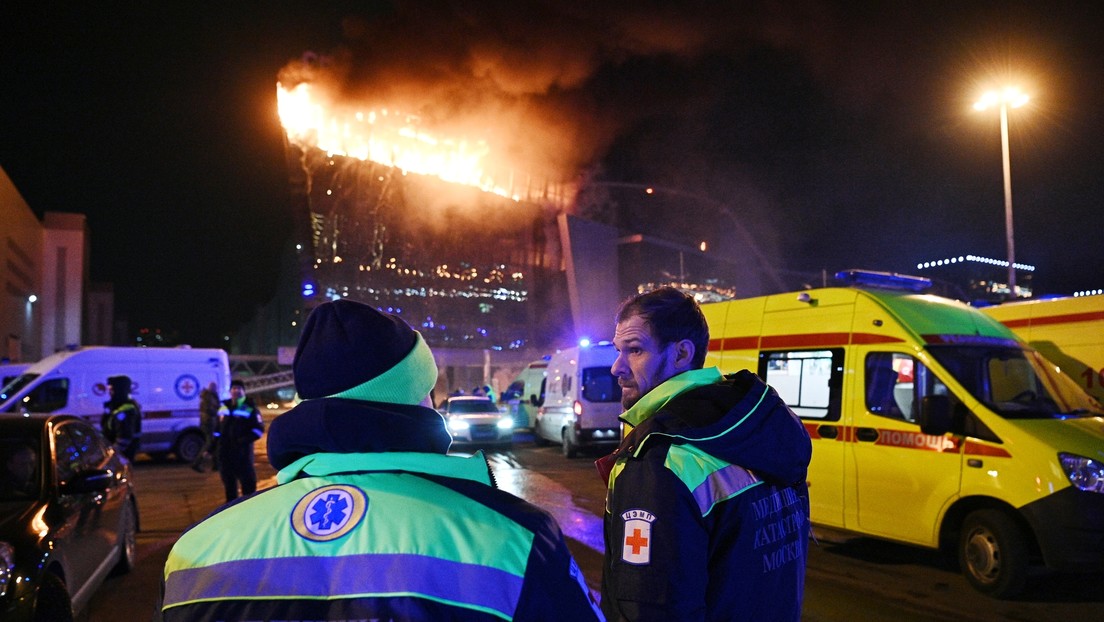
[672,339,696,370]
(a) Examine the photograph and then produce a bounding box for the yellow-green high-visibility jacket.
[157,451,603,622]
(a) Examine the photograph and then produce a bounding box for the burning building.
[277,77,578,355]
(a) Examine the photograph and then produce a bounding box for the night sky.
[2,2,1102,347]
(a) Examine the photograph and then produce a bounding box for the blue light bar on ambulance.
[834,270,932,292]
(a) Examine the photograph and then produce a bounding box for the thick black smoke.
[279,0,1104,293]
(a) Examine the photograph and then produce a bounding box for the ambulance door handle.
[856,428,879,442]
[817,425,838,439]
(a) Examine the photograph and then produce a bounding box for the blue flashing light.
[301,282,316,297]
[834,269,932,292]
[579,338,592,348]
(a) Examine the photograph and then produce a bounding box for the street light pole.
[998,100,1016,294]
[975,87,1029,298]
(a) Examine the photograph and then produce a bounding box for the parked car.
[0,414,139,621]
[440,396,514,446]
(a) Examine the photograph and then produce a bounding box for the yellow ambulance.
[980,294,1104,404]
[700,270,1104,598]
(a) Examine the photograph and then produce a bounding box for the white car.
[440,396,513,446]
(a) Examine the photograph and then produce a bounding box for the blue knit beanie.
[293,300,438,405]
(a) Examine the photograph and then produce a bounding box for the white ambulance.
[533,342,622,458]
[0,346,230,462]
[701,271,1104,598]
[502,357,549,429]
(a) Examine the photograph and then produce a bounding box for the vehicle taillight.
[573,400,583,433]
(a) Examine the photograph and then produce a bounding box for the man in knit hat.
[156,299,603,621]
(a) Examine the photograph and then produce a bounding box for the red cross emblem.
[621,509,655,565]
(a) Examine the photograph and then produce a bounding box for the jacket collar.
[620,367,723,427]
[276,451,493,486]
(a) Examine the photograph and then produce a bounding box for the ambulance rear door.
[754,289,857,530]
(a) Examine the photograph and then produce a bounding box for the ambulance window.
[759,349,843,421]
[581,367,622,403]
[23,378,69,413]
[865,353,948,423]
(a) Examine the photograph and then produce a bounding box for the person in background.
[0,442,38,498]
[216,379,264,502]
[156,299,602,621]
[191,382,221,473]
[102,375,142,462]
[597,287,812,621]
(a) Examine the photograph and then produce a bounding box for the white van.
[502,357,549,429]
[0,346,230,462]
[533,342,622,458]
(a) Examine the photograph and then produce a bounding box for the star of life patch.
[621,509,656,565]
[290,484,368,542]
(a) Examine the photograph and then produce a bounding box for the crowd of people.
[139,288,811,620]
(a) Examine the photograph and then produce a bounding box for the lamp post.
[974,87,1029,297]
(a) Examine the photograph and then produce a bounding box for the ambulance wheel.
[174,431,205,464]
[959,509,1028,598]
[562,429,579,459]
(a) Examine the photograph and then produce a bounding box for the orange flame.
[278,82,521,200]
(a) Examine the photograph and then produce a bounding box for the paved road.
[81,426,1104,621]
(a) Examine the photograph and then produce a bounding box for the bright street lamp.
[973,86,1029,297]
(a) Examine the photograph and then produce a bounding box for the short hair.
[230,379,246,390]
[615,287,709,369]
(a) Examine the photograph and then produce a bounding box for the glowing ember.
[277,82,516,199]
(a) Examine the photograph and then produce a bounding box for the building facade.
[0,167,94,362]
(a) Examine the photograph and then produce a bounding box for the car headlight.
[496,417,514,431]
[1059,453,1104,493]
[448,418,470,432]
[0,541,15,598]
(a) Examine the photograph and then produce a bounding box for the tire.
[112,497,138,576]
[562,429,579,459]
[34,572,74,622]
[959,509,1029,598]
[174,431,205,464]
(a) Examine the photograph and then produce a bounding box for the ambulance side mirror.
[919,395,952,436]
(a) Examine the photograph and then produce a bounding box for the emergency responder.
[102,375,141,462]
[156,299,601,620]
[190,381,221,472]
[599,287,812,620]
[215,379,264,502]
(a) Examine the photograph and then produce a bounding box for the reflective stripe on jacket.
[160,451,602,622]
